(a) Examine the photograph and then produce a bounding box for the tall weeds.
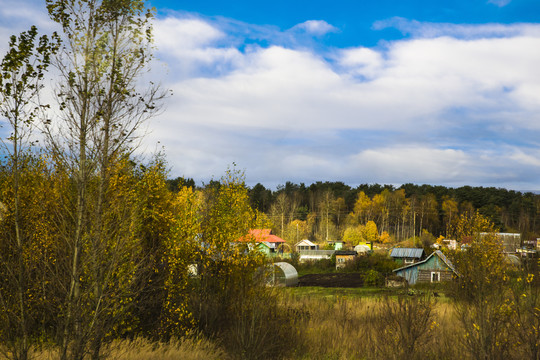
[30,337,226,360]
[281,291,465,360]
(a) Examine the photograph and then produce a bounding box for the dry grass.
[108,337,227,360]
[10,292,486,360]
[281,292,466,360]
[29,337,227,360]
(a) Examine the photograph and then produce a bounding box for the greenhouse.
[268,262,298,287]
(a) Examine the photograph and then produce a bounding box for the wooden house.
[239,229,286,256]
[295,239,318,251]
[335,250,357,269]
[393,250,457,285]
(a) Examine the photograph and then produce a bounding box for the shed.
[327,240,344,250]
[335,250,357,269]
[390,248,425,265]
[393,250,457,285]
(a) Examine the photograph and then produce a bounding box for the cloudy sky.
[2,0,540,190]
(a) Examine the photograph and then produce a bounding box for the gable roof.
[295,239,317,247]
[390,248,425,259]
[240,229,286,243]
[393,250,457,274]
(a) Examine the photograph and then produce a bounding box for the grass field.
[22,284,469,360]
[281,285,395,299]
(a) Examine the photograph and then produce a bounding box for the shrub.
[343,253,397,275]
[363,269,384,287]
[225,288,303,360]
[370,295,435,360]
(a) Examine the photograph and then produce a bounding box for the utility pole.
[413,211,416,243]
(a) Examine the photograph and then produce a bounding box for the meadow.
[17,284,475,360]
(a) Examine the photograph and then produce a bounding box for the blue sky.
[2,0,540,190]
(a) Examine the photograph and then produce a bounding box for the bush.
[370,295,435,360]
[363,270,384,287]
[294,258,335,274]
[342,253,397,275]
[225,288,303,360]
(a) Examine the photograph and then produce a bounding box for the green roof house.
[393,250,457,285]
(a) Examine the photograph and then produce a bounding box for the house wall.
[395,254,454,285]
[256,244,271,256]
[417,269,453,283]
[335,255,355,269]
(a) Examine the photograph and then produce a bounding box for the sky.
[1,0,540,190]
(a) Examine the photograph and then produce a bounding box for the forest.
[168,178,540,245]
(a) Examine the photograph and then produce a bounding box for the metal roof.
[335,250,357,256]
[393,250,457,273]
[390,247,425,259]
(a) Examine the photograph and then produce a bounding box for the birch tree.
[43,0,165,358]
[0,26,58,360]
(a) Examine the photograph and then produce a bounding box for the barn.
[393,250,457,285]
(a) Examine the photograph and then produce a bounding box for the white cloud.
[373,17,540,39]
[155,17,224,50]
[2,2,540,189]
[350,147,472,183]
[291,20,338,36]
[338,47,383,78]
[151,19,540,189]
[153,17,244,78]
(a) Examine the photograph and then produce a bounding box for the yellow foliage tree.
[284,219,310,245]
[450,212,510,359]
[343,226,364,245]
[349,191,372,226]
[189,168,266,337]
[364,221,380,243]
[380,231,392,244]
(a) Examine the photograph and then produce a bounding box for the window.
[404,258,415,264]
[431,272,440,282]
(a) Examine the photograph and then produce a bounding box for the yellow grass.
[30,337,227,360]
[24,294,465,360]
[281,293,463,360]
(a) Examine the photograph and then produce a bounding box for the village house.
[295,239,318,251]
[295,240,335,262]
[393,250,457,285]
[335,250,357,269]
[239,229,286,256]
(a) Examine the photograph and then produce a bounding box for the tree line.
[169,180,540,244]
